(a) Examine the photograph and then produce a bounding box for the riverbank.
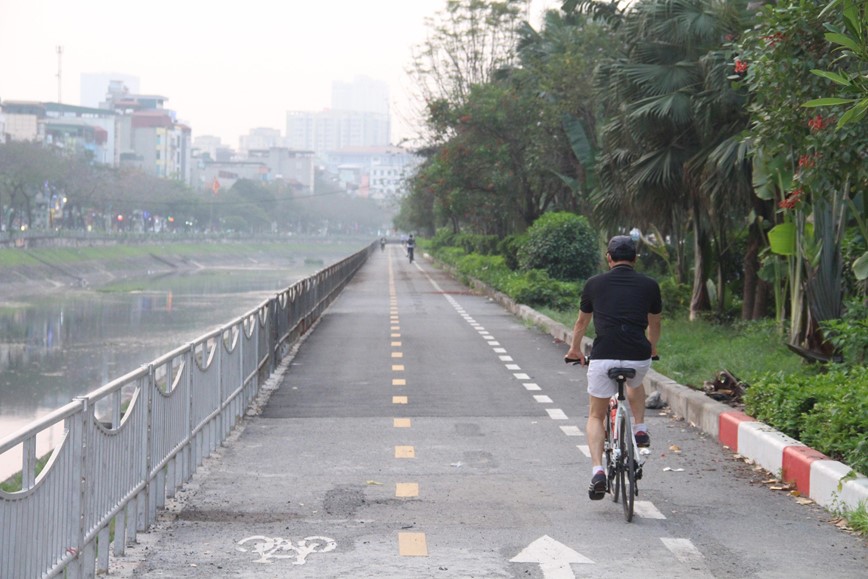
[0,237,372,301]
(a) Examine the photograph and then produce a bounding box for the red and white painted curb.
[645,369,868,512]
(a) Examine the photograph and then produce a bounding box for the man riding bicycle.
[564,235,662,500]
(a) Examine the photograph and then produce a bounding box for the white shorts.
[587,358,652,399]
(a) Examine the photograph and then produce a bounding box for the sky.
[0,0,560,148]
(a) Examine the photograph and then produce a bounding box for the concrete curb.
[443,259,868,513]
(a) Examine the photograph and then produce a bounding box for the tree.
[589,0,753,320]
[0,141,62,231]
[407,0,529,143]
[743,0,868,354]
[804,0,868,128]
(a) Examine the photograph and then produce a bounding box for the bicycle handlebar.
[564,355,660,366]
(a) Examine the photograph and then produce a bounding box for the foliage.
[804,0,868,127]
[591,0,754,320]
[517,211,598,281]
[837,500,868,535]
[401,3,616,237]
[745,366,868,475]
[821,298,868,364]
[428,239,580,309]
[659,278,691,316]
[407,0,527,142]
[502,268,581,309]
[498,233,527,270]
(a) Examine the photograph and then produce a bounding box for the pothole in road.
[323,485,366,517]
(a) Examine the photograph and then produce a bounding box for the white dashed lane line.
[426,270,688,525]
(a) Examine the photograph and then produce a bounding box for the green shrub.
[454,253,512,288]
[429,228,458,251]
[454,233,500,255]
[822,298,868,365]
[517,212,599,281]
[745,366,868,474]
[800,371,868,475]
[498,234,527,271]
[503,269,581,310]
[659,277,691,315]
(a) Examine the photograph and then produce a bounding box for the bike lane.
[114,246,867,578]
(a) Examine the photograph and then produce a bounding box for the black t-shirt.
[580,264,662,360]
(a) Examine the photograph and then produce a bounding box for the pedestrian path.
[112,245,867,578]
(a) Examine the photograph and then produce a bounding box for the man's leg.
[586,395,610,499]
[625,383,646,426]
[626,382,650,447]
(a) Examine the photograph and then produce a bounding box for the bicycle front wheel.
[620,418,635,521]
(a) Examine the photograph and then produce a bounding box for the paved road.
[116,246,867,578]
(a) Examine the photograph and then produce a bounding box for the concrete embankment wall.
[0,236,369,300]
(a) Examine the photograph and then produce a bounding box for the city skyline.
[0,1,560,148]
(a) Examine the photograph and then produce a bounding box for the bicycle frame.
[604,369,646,522]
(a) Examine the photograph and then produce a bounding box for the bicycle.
[567,356,657,522]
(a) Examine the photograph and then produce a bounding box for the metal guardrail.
[0,241,375,578]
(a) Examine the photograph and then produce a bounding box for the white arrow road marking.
[510,535,593,579]
[661,538,712,576]
[634,501,666,519]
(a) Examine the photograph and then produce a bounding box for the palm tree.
[590,0,753,319]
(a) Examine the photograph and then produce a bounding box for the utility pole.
[56,45,63,103]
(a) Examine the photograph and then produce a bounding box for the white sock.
[633,423,647,434]
[592,465,604,475]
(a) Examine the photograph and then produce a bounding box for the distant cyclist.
[564,235,662,500]
[406,234,416,263]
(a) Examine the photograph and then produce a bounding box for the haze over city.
[0,0,560,148]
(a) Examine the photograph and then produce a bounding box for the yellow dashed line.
[392,364,405,371]
[391,341,402,347]
[393,378,406,386]
[396,483,419,498]
[391,326,400,331]
[394,418,411,428]
[398,532,428,556]
[392,352,404,358]
[395,446,415,458]
[392,396,408,404]
[391,333,401,338]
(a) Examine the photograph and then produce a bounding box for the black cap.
[607,235,636,261]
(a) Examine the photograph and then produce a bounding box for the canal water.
[0,247,357,480]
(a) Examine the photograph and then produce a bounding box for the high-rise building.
[285,76,391,155]
[331,75,389,115]
[80,73,140,109]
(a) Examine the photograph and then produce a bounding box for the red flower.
[778,188,803,209]
[762,32,785,48]
[734,59,748,74]
[808,115,826,131]
[798,154,816,169]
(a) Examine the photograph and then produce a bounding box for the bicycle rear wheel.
[620,418,635,522]
[604,406,617,502]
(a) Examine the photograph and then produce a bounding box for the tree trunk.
[742,221,761,320]
[751,279,770,320]
[689,196,711,321]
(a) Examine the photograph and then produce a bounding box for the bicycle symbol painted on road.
[236,535,336,564]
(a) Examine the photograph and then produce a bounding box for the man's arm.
[565,310,593,363]
[647,312,661,357]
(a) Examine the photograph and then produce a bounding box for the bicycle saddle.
[607,367,636,379]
